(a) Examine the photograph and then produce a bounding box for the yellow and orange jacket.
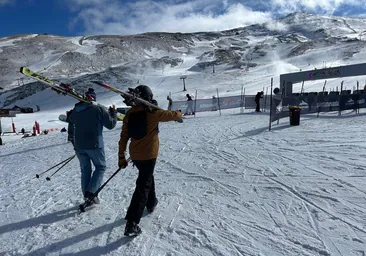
[118,105,182,161]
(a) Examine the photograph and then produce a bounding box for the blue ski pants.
[75,148,106,196]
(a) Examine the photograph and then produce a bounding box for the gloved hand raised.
[118,157,128,169]
[175,110,183,123]
[108,105,117,118]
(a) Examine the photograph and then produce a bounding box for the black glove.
[118,157,128,169]
[108,106,117,118]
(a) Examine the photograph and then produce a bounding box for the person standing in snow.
[255,91,264,112]
[67,88,117,205]
[212,96,218,111]
[118,85,182,236]
[184,93,195,115]
[167,95,173,110]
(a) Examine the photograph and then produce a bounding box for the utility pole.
[213,48,216,74]
[180,75,187,91]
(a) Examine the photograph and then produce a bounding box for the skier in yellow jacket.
[118,85,182,236]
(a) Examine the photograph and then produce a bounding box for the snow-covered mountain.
[1,12,366,256]
[1,12,366,108]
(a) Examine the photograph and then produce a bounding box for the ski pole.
[45,155,76,181]
[79,158,131,213]
[35,155,75,178]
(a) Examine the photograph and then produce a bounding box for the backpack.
[128,111,147,140]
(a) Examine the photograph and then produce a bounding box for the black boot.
[124,221,142,236]
[146,198,158,214]
[84,191,100,206]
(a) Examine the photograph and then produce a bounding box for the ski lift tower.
[180,75,187,91]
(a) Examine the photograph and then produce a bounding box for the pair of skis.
[20,67,91,103]
[19,67,182,121]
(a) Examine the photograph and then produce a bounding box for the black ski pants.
[125,158,157,224]
[255,101,260,112]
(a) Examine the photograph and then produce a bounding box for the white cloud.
[66,0,273,35]
[265,21,288,32]
[65,0,366,35]
[270,0,366,14]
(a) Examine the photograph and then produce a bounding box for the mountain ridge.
[1,12,366,107]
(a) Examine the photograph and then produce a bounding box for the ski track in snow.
[1,111,366,255]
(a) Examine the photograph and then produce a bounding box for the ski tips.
[91,81,103,85]
[19,66,30,73]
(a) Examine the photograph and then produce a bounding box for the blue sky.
[0,0,366,37]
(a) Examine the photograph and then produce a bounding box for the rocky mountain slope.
[1,12,366,107]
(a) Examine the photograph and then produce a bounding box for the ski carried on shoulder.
[19,67,91,103]
[92,81,162,110]
[92,81,183,122]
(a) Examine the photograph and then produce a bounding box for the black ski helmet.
[135,85,153,102]
[85,88,96,101]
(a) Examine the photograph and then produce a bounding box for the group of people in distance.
[168,91,265,114]
[167,93,195,115]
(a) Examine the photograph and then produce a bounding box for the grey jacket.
[67,102,117,150]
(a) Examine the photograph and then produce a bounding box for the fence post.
[278,80,286,125]
[322,80,327,92]
[339,81,343,116]
[264,86,268,112]
[244,88,246,110]
[262,86,265,112]
[194,90,197,117]
[269,78,273,131]
[12,118,16,133]
[216,88,221,116]
[357,81,360,114]
[240,85,244,113]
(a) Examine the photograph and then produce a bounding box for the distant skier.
[255,91,264,112]
[212,96,218,111]
[118,85,182,236]
[67,88,117,206]
[167,95,173,110]
[184,94,195,115]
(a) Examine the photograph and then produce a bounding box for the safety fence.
[168,79,366,132]
[170,93,269,113]
[270,91,366,123]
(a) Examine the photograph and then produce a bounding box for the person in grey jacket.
[67,88,117,205]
